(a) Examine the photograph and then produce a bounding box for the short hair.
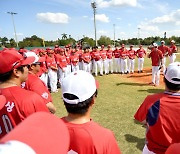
[63,90,98,114]
[0,66,25,82]
[164,77,180,91]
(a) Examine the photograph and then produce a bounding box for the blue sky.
[1,0,180,41]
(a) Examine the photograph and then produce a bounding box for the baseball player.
[61,70,121,154]
[70,49,79,72]
[0,49,49,138]
[24,51,56,114]
[113,46,121,73]
[100,45,108,74]
[91,46,103,76]
[46,49,58,93]
[106,45,114,74]
[136,45,146,73]
[64,46,72,75]
[81,47,91,73]
[134,62,180,154]
[158,40,170,73]
[148,43,163,86]
[120,44,128,74]
[128,45,136,74]
[168,40,177,63]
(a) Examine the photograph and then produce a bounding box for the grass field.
[52,55,179,154]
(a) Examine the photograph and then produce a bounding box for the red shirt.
[128,49,136,59]
[70,54,79,66]
[46,55,57,68]
[55,54,68,69]
[100,49,107,60]
[136,48,146,58]
[106,49,113,59]
[25,73,53,104]
[134,92,180,154]
[120,49,128,59]
[149,48,163,66]
[65,52,71,65]
[91,50,101,61]
[0,86,49,138]
[61,118,121,154]
[169,44,177,56]
[113,49,120,58]
[158,45,169,56]
[81,52,91,63]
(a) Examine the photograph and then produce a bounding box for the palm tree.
[61,33,68,40]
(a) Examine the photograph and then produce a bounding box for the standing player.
[70,49,79,72]
[148,43,163,86]
[134,62,180,153]
[106,45,114,74]
[81,47,91,73]
[128,45,136,74]
[136,45,146,73]
[158,40,169,73]
[120,44,128,74]
[168,40,177,63]
[61,70,121,154]
[64,46,72,75]
[100,45,107,75]
[113,46,121,74]
[0,49,49,138]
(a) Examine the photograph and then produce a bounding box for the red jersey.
[113,49,120,58]
[134,92,180,153]
[128,49,136,59]
[100,49,107,60]
[81,52,91,63]
[136,48,146,58]
[91,50,101,61]
[25,73,52,104]
[61,118,121,154]
[169,44,177,56]
[0,86,49,138]
[37,55,48,77]
[106,49,113,59]
[158,45,169,56]
[46,55,57,68]
[70,54,79,66]
[120,49,128,59]
[55,54,67,69]
[148,49,163,66]
[65,51,71,65]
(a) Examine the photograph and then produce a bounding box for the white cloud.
[97,30,108,35]
[96,0,138,8]
[96,14,109,23]
[36,12,69,24]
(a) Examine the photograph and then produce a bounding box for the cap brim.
[21,57,35,66]
[0,112,70,154]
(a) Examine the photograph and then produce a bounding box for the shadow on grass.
[116,82,147,86]
[127,73,151,78]
[124,134,145,151]
[138,88,164,93]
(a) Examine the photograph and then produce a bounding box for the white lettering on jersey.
[5,102,15,112]
[41,92,48,99]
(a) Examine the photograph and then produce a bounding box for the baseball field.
[52,54,180,154]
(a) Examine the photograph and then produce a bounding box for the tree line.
[0,34,180,48]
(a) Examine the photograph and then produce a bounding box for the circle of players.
[18,41,176,93]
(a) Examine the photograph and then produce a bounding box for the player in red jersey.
[61,70,121,154]
[0,49,49,138]
[106,45,114,74]
[134,62,180,154]
[136,45,146,73]
[100,45,107,74]
[113,46,121,73]
[24,52,56,114]
[120,44,128,74]
[158,40,169,73]
[82,47,91,73]
[64,46,72,75]
[168,40,177,63]
[148,43,163,86]
[46,49,58,93]
[70,49,79,72]
[128,45,136,74]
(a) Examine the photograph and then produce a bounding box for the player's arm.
[46,102,56,114]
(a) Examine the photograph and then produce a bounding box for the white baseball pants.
[138,58,144,71]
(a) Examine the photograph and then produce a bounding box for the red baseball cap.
[0,49,35,74]
[0,112,70,154]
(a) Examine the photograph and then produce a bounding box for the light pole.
[138,27,141,45]
[7,12,19,48]
[113,24,116,47]
[91,1,97,46]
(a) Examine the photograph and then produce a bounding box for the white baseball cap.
[62,70,98,104]
[161,40,165,44]
[0,112,70,154]
[24,51,45,63]
[153,43,158,47]
[164,62,180,84]
[171,40,175,43]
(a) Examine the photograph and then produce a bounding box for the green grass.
[52,55,179,154]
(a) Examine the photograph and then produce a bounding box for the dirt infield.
[125,68,165,87]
